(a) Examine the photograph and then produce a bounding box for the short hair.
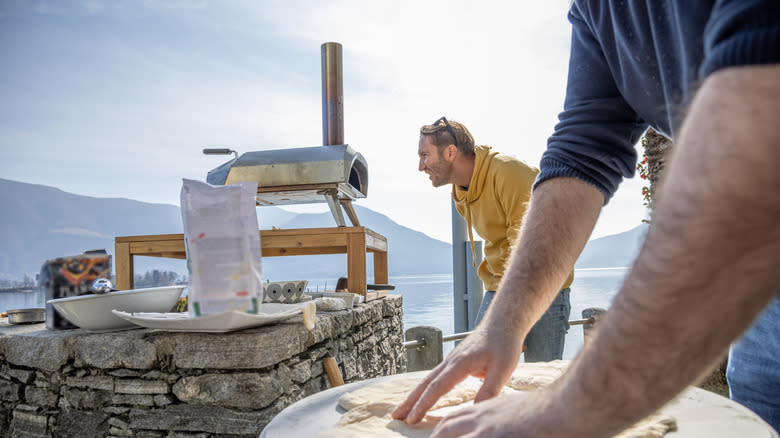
[420,118,476,157]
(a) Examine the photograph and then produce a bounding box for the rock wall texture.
[0,296,406,437]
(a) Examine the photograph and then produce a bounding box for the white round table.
[260,371,778,438]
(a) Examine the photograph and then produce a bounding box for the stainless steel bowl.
[7,308,45,324]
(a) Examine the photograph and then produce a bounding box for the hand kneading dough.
[319,360,677,438]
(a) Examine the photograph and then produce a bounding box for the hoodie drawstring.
[465,203,477,267]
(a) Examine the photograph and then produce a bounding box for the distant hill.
[575,224,648,269]
[0,178,450,282]
[0,178,645,284]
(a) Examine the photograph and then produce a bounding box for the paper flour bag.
[180,179,262,316]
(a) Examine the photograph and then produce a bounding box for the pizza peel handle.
[324,357,344,387]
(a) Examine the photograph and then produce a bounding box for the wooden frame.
[114,227,389,300]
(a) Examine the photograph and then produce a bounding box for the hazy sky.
[0,0,650,243]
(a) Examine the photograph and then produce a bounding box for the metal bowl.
[7,308,45,324]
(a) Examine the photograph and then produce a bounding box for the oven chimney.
[321,42,344,146]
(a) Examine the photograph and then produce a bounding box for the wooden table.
[114,227,388,300]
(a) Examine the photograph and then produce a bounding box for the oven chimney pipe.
[321,42,344,146]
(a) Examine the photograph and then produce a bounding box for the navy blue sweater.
[537,0,780,202]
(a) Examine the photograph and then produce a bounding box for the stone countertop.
[0,295,404,373]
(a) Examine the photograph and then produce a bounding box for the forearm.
[551,65,780,437]
[485,177,602,339]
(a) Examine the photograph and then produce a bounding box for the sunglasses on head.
[432,117,458,148]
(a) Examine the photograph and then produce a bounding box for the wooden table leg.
[346,232,367,296]
[373,250,388,285]
[115,241,134,290]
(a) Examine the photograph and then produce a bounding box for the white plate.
[48,285,185,332]
[111,302,309,332]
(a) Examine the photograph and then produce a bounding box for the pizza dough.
[318,360,678,438]
[338,375,484,411]
[505,359,570,390]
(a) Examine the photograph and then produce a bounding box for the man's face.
[418,135,454,187]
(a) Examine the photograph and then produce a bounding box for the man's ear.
[444,144,457,161]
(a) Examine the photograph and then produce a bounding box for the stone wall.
[0,296,406,437]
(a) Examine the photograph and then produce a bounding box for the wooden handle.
[323,357,344,387]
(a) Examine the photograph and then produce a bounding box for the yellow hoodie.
[453,145,574,291]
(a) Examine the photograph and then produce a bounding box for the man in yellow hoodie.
[417,117,574,362]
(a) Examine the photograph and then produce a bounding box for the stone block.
[111,393,156,407]
[153,394,175,407]
[59,387,112,410]
[305,317,332,346]
[0,380,21,402]
[135,432,165,438]
[311,360,324,378]
[2,332,69,372]
[128,405,269,435]
[5,368,34,384]
[108,416,129,429]
[108,369,141,378]
[25,387,58,408]
[65,375,114,391]
[55,410,110,438]
[114,379,168,395]
[341,354,358,381]
[142,371,176,383]
[108,426,133,436]
[172,373,283,409]
[301,375,328,398]
[0,406,10,437]
[73,334,157,370]
[289,359,312,384]
[166,433,209,438]
[10,410,49,438]
[172,324,308,369]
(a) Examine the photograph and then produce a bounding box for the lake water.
[1,268,629,361]
[387,267,630,359]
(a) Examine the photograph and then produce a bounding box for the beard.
[427,161,454,187]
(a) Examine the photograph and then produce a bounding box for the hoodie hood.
[452,145,499,267]
[452,145,498,204]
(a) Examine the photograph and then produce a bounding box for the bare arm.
[393,175,603,424]
[430,64,780,438]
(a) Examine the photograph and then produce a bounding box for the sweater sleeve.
[535,5,648,204]
[495,160,537,247]
[699,0,780,78]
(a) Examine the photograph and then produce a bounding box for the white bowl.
[48,285,185,332]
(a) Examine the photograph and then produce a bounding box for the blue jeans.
[727,294,780,433]
[474,288,571,362]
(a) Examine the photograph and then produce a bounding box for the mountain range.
[0,178,646,282]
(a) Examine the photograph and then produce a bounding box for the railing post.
[582,307,606,345]
[451,202,469,335]
[405,326,443,372]
[465,241,483,330]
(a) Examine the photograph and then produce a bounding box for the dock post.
[405,326,443,372]
[582,307,606,344]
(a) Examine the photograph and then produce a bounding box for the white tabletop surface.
[260,371,778,438]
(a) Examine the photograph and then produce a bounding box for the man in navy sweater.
[393,1,780,436]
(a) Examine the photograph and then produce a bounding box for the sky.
[0,0,650,243]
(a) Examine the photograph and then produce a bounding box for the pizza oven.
[204,42,367,227]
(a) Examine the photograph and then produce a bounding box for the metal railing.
[403,308,606,371]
